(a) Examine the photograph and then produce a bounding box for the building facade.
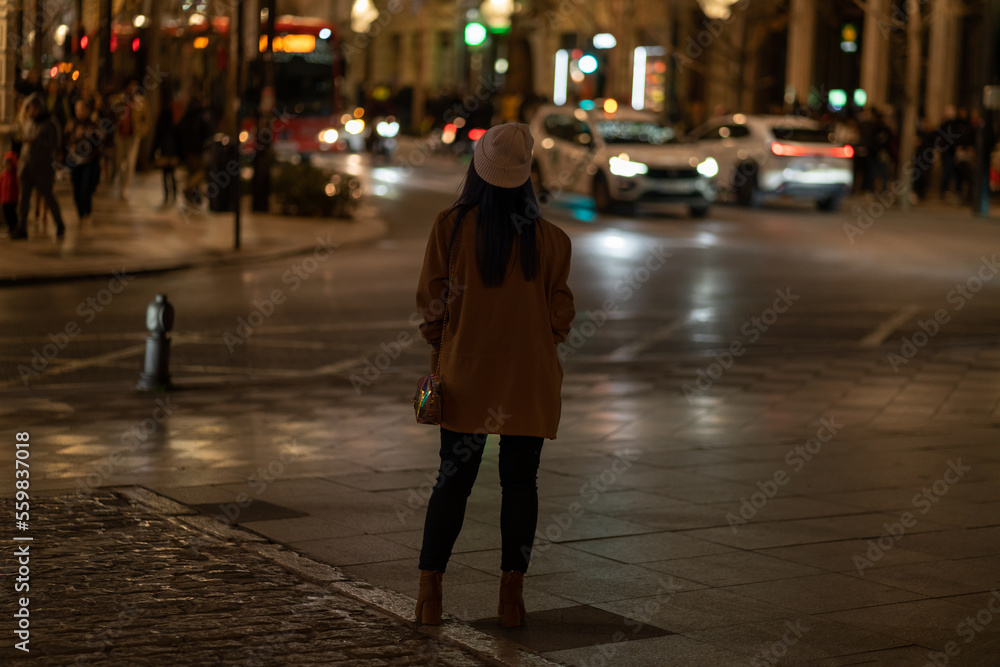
[334,0,991,130]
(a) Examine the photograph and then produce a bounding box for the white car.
[688,114,854,211]
[529,104,718,217]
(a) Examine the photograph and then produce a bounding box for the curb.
[0,211,388,287]
[113,486,564,667]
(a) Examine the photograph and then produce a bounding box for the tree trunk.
[32,0,42,70]
[899,0,921,210]
[411,1,429,134]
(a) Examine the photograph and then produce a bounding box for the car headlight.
[376,121,399,138]
[609,156,649,178]
[344,119,365,135]
[697,157,718,178]
[318,128,339,144]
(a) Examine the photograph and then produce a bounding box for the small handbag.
[413,373,442,425]
[413,216,463,425]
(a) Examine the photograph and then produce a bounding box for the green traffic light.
[465,22,487,46]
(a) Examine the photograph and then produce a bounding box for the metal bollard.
[137,294,175,392]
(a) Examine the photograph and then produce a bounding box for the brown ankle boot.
[498,570,526,627]
[415,570,443,625]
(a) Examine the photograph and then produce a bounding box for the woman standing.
[413,123,575,627]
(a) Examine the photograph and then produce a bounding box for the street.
[2,151,1000,664]
[2,152,999,390]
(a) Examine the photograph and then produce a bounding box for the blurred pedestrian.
[65,99,105,227]
[413,124,575,628]
[866,111,892,192]
[913,117,937,202]
[111,80,151,201]
[178,95,213,205]
[44,77,71,131]
[938,105,963,200]
[1,152,19,239]
[16,94,66,240]
[14,69,43,98]
[153,95,181,205]
[955,107,975,203]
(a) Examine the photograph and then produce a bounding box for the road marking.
[608,319,686,361]
[0,321,413,345]
[0,344,147,388]
[859,305,920,347]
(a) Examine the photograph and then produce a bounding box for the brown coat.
[416,207,575,439]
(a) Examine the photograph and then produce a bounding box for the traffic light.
[840,23,858,53]
[464,22,486,46]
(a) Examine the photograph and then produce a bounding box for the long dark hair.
[448,161,539,288]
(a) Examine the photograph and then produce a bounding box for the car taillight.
[771,142,854,158]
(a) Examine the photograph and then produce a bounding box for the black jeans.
[71,161,100,218]
[162,167,176,202]
[419,427,543,573]
[18,172,65,236]
[3,203,17,235]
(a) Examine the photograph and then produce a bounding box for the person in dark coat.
[413,124,575,629]
[867,113,893,193]
[914,117,937,201]
[153,96,181,205]
[15,94,66,239]
[178,96,213,204]
[939,105,963,199]
[14,69,43,97]
[64,99,105,226]
[955,107,975,203]
[44,78,71,132]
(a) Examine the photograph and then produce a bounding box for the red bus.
[241,16,344,156]
[112,15,343,156]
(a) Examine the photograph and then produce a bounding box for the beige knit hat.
[473,123,534,188]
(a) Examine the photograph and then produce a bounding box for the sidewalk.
[4,340,1000,664]
[0,170,387,285]
[0,488,499,665]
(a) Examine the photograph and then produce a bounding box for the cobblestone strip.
[0,490,489,666]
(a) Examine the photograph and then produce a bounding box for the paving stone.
[0,491,488,666]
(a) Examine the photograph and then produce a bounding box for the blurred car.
[687,114,854,211]
[529,103,718,217]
